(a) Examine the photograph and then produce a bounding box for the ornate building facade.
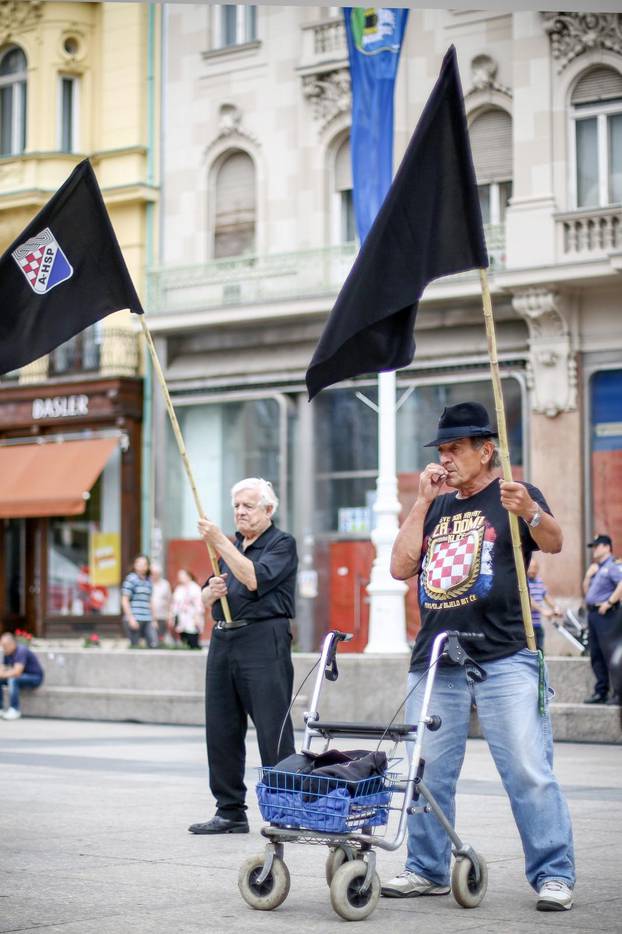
[150,6,622,648]
[0,1,159,637]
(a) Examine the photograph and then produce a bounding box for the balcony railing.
[300,17,347,69]
[149,225,505,316]
[148,244,358,314]
[556,205,621,258]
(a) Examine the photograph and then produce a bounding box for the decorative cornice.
[0,0,42,42]
[542,12,622,72]
[466,54,511,99]
[204,104,260,158]
[302,67,351,129]
[512,288,577,417]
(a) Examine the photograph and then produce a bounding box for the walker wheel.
[325,844,356,885]
[451,852,488,908]
[330,860,380,921]
[238,854,290,911]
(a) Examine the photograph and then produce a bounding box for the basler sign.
[32,394,89,419]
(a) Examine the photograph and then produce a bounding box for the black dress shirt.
[205,524,298,621]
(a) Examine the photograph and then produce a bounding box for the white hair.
[231,477,279,513]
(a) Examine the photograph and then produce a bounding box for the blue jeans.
[405,649,575,891]
[0,673,43,711]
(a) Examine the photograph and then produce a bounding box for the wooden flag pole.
[138,315,233,624]
[479,268,536,651]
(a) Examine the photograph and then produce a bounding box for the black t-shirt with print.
[409,479,551,670]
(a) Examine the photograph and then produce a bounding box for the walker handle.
[324,630,352,682]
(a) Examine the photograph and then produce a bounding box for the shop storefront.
[0,378,143,638]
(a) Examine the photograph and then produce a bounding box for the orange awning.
[0,438,119,518]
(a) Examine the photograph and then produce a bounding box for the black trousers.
[587,607,622,697]
[205,617,296,819]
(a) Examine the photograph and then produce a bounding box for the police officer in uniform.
[189,477,297,834]
[583,534,622,706]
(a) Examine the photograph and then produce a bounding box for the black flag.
[306,46,488,400]
[0,159,143,375]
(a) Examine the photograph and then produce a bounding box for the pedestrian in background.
[188,477,298,836]
[0,631,44,720]
[171,569,203,649]
[527,557,562,653]
[151,561,172,644]
[121,555,158,649]
[583,534,622,706]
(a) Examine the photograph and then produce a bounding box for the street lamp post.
[365,370,409,653]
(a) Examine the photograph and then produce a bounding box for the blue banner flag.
[343,7,409,243]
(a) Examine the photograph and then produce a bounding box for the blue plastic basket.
[256,766,396,833]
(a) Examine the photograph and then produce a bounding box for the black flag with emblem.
[0,159,143,375]
[305,46,488,400]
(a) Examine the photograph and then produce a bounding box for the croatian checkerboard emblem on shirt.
[12,228,73,294]
[425,528,484,597]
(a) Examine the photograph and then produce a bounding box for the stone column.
[506,13,556,269]
[512,287,582,597]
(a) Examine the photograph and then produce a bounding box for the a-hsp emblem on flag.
[12,228,73,295]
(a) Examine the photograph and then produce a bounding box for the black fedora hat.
[587,534,612,548]
[424,402,497,447]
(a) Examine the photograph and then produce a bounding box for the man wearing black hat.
[583,534,622,705]
[381,401,575,912]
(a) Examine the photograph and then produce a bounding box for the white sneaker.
[2,707,21,721]
[381,870,450,898]
[537,880,573,911]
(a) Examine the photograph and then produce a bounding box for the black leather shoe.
[188,816,249,835]
[583,693,608,704]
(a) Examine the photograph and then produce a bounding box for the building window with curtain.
[213,5,257,49]
[164,398,282,540]
[469,107,513,226]
[213,150,256,258]
[59,74,79,152]
[315,386,379,534]
[49,324,101,377]
[571,67,622,209]
[0,45,27,156]
[334,135,356,244]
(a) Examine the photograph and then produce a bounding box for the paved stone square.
[1,718,621,933]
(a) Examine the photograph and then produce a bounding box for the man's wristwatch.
[528,508,542,528]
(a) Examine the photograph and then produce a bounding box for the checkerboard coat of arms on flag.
[425,527,484,598]
[12,228,73,295]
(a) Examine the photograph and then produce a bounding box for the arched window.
[213,150,256,258]
[571,66,622,209]
[0,45,27,156]
[334,135,355,243]
[469,108,513,225]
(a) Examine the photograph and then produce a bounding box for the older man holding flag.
[306,32,575,912]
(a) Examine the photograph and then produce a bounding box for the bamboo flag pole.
[479,268,536,651]
[138,315,233,624]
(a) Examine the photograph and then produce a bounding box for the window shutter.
[469,109,512,183]
[335,137,352,192]
[572,67,622,105]
[214,151,256,258]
